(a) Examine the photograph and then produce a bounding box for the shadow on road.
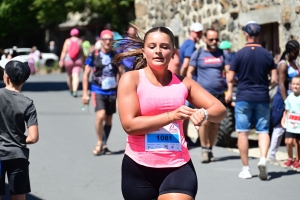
[112,150,125,155]
[0,81,83,92]
[267,170,299,180]
[251,170,299,181]
[2,184,42,200]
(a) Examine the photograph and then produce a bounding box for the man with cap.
[226,21,277,180]
[82,29,122,155]
[0,58,39,199]
[187,28,230,163]
[179,22,203,146]
[179,22,203,76]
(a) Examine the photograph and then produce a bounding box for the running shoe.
[71,91,78,98]
[292,160,300,169]
[257,158,268,180]
[208,151,217,162]
[238,169,252,179]
[283,159,294,168]
[201,149,210,163]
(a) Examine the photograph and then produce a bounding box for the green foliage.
[0,0,135,37]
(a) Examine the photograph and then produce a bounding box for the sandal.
[92,144,103,156]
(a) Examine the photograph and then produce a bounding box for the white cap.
[0,57,27,69]
[190,23,203,32]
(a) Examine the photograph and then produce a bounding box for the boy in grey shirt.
[0,59,39,199]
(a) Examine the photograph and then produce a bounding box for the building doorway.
[259,22,280,64]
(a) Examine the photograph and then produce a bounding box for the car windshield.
[18,51,30,56]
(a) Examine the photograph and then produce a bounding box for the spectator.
[226,21,277,180]
[187,28,230,163]
[49,41,57,55]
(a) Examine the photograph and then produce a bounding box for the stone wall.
[134,0,300,52]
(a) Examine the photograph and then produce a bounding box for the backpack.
[68,38,80,60]
[92,50,118,78]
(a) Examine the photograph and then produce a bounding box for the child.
[281,75,300,170]
[0,59,39,199]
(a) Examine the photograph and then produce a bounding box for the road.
[0,73,299,200]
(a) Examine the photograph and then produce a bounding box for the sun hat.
[219,40,232,50]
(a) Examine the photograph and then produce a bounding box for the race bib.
[145,123,181,152]
[286,113,300,131]
[101,77,117,90]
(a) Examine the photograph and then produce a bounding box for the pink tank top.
[125,69,191,168]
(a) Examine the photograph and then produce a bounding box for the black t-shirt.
[230,43,276,102]
[0,88,38,160]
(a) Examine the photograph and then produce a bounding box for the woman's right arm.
[59,39,68,67]
[117,72,195,135]
[278,62,288,100]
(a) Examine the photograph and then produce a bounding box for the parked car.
[2,48,58,68]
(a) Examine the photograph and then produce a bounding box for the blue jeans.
[235,101,270,133]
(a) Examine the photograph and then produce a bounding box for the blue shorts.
[235,101,270,133]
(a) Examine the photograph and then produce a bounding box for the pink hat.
[70,28,79,36]
[100,30,114,38]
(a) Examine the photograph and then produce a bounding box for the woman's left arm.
[183,77,227,124]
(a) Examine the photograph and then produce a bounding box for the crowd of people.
[1,19,300,200]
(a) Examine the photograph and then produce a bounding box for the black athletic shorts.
[0,158,31,195]
[285,132,300,139]
[121,154,198,200]
[92,92,116,115]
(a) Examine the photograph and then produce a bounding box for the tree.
[0,0,135,48]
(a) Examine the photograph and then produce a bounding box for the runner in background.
[82,30,122,155]
[166,27,180,74]
[59,28,83,97]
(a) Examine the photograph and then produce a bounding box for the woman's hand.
[169,105,196,121]
[189,109,207,129]
[59,60,64,68]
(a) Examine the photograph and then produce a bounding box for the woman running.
[115,27,226,200]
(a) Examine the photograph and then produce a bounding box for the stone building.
[134,0,300,57]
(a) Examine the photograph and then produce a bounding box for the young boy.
[281,75,300,170]
[0,59,39,199]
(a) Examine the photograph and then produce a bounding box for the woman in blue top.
[269,40,300,166]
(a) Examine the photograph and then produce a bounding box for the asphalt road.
[1,73,299,200]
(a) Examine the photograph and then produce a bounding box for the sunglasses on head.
[101,38,113,42]
[208,38,219,42]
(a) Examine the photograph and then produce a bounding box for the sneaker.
[208,151,217,162]
[268,157,280,166]
[283,159,294,168]
[257,159,268,180]
[101,147,112,155]
[292,160,300,169]
[201,149,210,163]
[238,169,252,179]
[71,92,78,98]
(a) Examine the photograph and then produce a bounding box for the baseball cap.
[242,21,261,36]
[1,57,30,85]
[100,30,114,38]
[190,23,203,32]
[70,28,79,36]
[219,40,232,50]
